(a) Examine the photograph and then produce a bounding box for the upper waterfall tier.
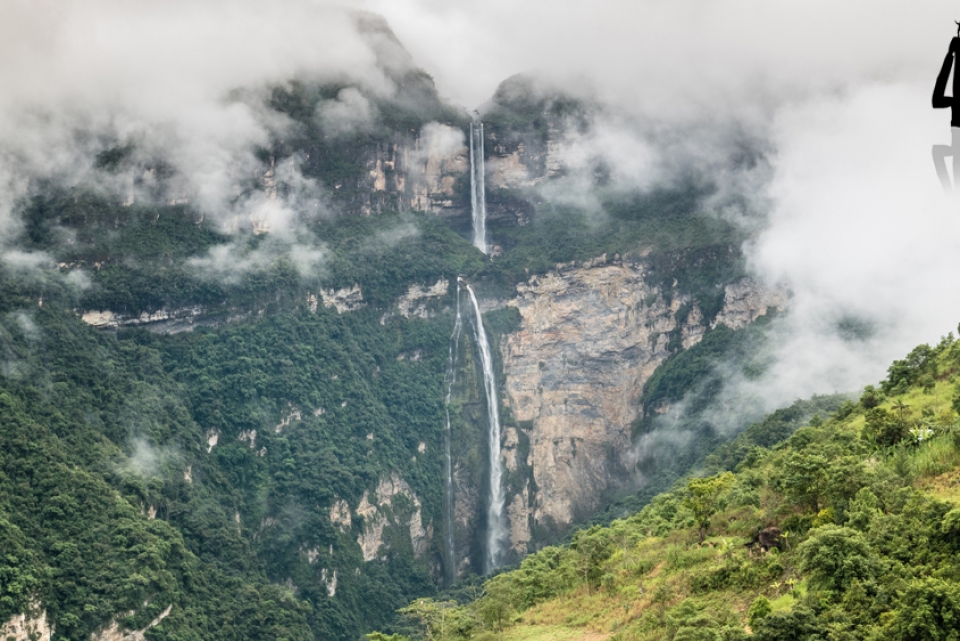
[469,121,488,254]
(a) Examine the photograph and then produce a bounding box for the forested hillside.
[376,333,960,640]
[0,13,785,641]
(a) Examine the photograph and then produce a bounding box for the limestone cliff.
[334,123,470,221]
[489,259,783,556]
[90,606,173,641]
[331,472,430,563]
[81,306,212,333]
[0,606,52,641]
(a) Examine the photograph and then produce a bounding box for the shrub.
[747,596,772,628]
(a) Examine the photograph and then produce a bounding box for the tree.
[570,526,613,588]
[398,599,458,640]
[751,606,824,641]
[797,525,877,594]
[476,575,517,632]
[683,473,735,544]
[864,407,907,448]
[776,449,830,513]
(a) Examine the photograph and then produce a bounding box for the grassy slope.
[382,331,960,641]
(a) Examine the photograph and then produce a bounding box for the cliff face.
[490,259,783,555]
[329,472,430,565]
[0,607,51,641]
[355,472,430,562]
[334,124,470,222]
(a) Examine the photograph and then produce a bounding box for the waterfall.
[469,121,487,254]
[464,282,505,572]
[468,122,503,570]
[441,281,463,585]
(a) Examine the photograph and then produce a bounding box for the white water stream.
[469,121,487,254]
[446,121,504,575]
[464,283,506,572]
[441,281,463,585]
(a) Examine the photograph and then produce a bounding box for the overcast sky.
[361,0,960,403]
[2,0,960,404]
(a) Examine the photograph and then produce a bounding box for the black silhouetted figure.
[932,35,960,125]
[933,30,960,193]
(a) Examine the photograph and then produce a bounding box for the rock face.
[396,278,448,319]
[334,123,470,220]
[486,124,564,192]
[319,284,365,313]
[81,306,208,333]
[353,473,429,562]
[713,278,787,330]
[493,260,782,554]
[0,607,52,641]
[91,605,173,641]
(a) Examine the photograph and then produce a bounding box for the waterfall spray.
[441,280,463,585]
[469,121,487,254]
[464,282,506,572]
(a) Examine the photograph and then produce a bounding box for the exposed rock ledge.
[336,472,430,562]
[397,278,448,318]
[0,606,52,641]
[0,603,173,641]
[81,306,207,333]
[91,605,173,641]
[315,284,365,314]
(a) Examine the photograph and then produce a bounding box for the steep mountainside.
[0,13,783,641]
[377,334,960,641]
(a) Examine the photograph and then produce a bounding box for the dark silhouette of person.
[933,37,960,122]
[933,35,960,193]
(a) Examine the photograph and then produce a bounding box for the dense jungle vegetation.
[371,334,960,641]
[0,285,455,640]
[0,65,767,641]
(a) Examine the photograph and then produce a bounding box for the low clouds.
[1,0,958,416]
[0,0,399,244]
[317,88,377,138]
[750,81,960,398]
[364,0,943,118]
[354,0,960,440]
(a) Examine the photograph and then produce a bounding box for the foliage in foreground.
[376,331,960,641]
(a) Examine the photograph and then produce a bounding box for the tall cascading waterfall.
[441,280,463,585]
[466,122,505,572]
[469,121,487,254]
[464,283,506,573]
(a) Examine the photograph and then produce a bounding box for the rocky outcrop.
[0,590,169,639]
[81,306,206,333]
[205,429,219,453]
[712,278,788,330]
[91,605,172,641]
[330,500,352,532]
[494,260,783,554]
[0,606,52,641]
[274,406,303,433]
[486,123,565,191]
[318,285,364,313]
[79,303,253,334]
[396,278,448,318]
[321,568,338,597]
[353,473,430,562]
[333,123,471,219]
